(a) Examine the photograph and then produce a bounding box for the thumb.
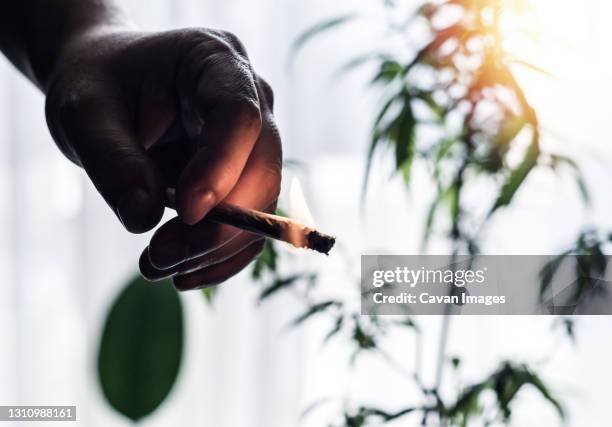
[48,89,165,233]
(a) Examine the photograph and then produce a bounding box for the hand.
[45,28,282,289]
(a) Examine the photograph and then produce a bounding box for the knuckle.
[97,142,141,166]
[195,62,262,125]
[177,30,234,77]
[235,96,262,125]
[82,140,142,186]
[53,81,98,126]
[232,98,263,136]
[195,51,254,96]
[202,50,239,70]
[215,30,248,56]
[45,78,99,163]
[180,29,262,130]
[184,29,251,78]
[256,76,275,109]
[262,165,282,201]
[187,28,236,56]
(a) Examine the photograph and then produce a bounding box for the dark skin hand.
[0,0,282,290]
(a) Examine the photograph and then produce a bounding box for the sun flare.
[495,0,612,157]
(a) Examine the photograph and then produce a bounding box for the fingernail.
[139,248,157,281]
[149,238,188,269]
[117,189,157,233]
[139,248,170,282]
[180,189,216,225]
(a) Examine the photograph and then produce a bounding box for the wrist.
[20,1,134,91]
[45,21,136,87]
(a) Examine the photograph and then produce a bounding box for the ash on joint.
[308,230,336,255]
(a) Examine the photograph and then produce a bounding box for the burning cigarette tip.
[164,187,336,255]
[307,230,336,255]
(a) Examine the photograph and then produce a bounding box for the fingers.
[147,195,275,272]
[147,215,242,270]
[146,138,280,270]
[142,130,280,283]
[146,81,281,269]
[47,85,165,233]
[140,231,264,281]
[173,239,265,291]
[175,30,263,224]
[135,30,281,289]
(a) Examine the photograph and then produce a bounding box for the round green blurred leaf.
[98,276,183,421]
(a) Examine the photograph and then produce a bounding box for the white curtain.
[1,0,612,426]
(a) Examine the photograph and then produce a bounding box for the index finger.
[175,32,262,224]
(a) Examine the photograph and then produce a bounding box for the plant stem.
[433,246,460,425]
[434,314,451,389]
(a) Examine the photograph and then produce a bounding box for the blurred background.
[1,0,612,425]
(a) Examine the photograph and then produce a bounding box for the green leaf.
[451,356,462,369]
[299,397,334,421]
[493,363,565,421]
[499,66,538,124]
[291,300,341,326]
[259,273,315,301]
[493,116,526,148]
[572,245,608,303]
[352,322,377,350]
[323,316,344,343]
[449,362,564,424]
[381,407,416,421]
[422,192,442,251]
[522,370,565,419]
[373,94,402,132]
[334,52,392,77]
[551,155,591,205]
[576,176,591,205]
[344,410,367,427]
[448,180,460,234]
[394,99,416,184]
[393,316,420,332]
[448,382,488,422]
[404,23,466,72]
[98,276,183,421]
[291,13,358,58]
[510,58,556,78]
[489,133,540,214]
[539,252,571,298]
[252,240,278,279]
[421,184,456,250]
[431,138,459,180]
[201,286,217,306]
[362,93,402,199]
[371,59,404,84]
[359,406,417,422]
[434,138,458,163]
[554,317,577,344]
[415,91,445,120]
